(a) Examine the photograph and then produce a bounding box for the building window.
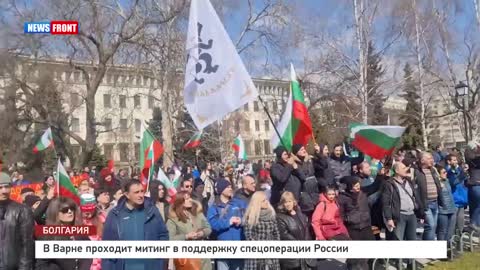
[103,94,111,108]
[135,119,141,132]
[264,120,270,131]
[255,140,262,156]
[104,118,112,131]
[119,95,126,108]
[244,120,250,131]
[235,121,240,132]
[120,119,128,131]
[244,103,249,111]
[244,140,252,156]
[119,143,129,162]
[253,101,259,112]
[70,93,80,108]
[134,95,141,108]
[104,144,113,160]
[71,118,80,132]
[73,71,81,82]
[134,143,140,160]
[264,140,271,155]
[255,120,260,131]
[148,96,154,109]
[272,101,278,112]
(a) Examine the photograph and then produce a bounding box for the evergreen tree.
[366,41,388,125]
[399,63,423,149]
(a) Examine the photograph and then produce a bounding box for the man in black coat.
[270,146,305,207]
[0,172,34,270]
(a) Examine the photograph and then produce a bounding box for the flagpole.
[257,95,286,149]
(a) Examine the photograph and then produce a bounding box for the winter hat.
[100,167,111,179]
[340,176,360,191]
[291,144,304,155]
[0,172,11,185]
[215,178,231,195]
[80,193,97,213]
[194,178,205,190]
[274,146,287,159]
[20,187,35,195]
[24,195,41,208]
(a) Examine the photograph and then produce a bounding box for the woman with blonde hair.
[276,192,316,270]
[244,191,281,270]
[167,191,212,270]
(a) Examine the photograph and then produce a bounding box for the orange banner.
[10,183,44,202]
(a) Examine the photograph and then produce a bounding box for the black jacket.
[35,236,92,270]
[337,191,371,231]
[276,209,315,270]
[413,168,442,215]
[312,154,335,191]
[33,197,51,225]
[270,161,305,206]
[382,177,423,225]
[465,147,480,186]
[0,200,34,270]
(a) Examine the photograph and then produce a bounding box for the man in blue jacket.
[208,178,243,270]
[446,154,469,234]
[102,179,169,270]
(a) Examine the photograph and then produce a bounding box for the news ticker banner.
[36,241,446,259]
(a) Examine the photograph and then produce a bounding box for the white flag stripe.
[40,127,52,147]
[270,65,295,150]
[184,0,258,130]
[350,125,406,139]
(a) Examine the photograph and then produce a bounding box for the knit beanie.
[291,144,304,155]
[80,193,96,213]
[21,187,35,195]
[215,178,231,195]
[340,176,360,191]
[0,172,11,185]
[24,195,41,208]
[274,146,287,159]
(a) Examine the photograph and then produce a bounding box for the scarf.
[259,208,274,222]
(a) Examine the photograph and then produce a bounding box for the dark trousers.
[346,227,375,270]
[386,214,417,241]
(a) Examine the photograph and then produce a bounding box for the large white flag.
[184,0,258,130]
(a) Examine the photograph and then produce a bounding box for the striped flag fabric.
[139,122,163,184]
[56,159,80,204]
[33,127,54,153]
[183,131,203,150]
[157,167,177,203]
[232,135,247,160]
[349,123,406,160]
[271,64,313,151]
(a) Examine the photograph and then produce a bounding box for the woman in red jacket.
[312,185,349,240]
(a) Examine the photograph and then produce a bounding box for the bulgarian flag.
[33,127,54,153]
[271,64,313,151]
[56,159,80,204]
[157,167,177,204]
[349,123,406,160]
[140,122,164,185]
[232,135,247,160]
[183,130,202,150]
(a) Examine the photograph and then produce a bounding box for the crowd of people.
[1,141,479,270]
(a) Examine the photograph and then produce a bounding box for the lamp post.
[454,81,469,144]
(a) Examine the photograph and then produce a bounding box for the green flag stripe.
[59,172,77,195]
[291,81,305,104]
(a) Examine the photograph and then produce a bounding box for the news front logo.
[24,21,79,35]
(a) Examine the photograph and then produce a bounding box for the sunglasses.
[60,206,76,214]
[0,184,12,189]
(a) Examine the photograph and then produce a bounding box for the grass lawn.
[424,252,480,270]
